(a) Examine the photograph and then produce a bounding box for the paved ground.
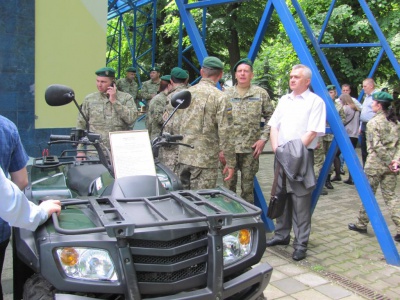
[3,143,400,299]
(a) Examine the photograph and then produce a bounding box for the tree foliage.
[107,0,400,97]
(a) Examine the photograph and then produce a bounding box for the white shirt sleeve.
[0,168,48,230]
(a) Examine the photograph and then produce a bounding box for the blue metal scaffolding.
[107,0,400,265]
[107,0,157,84]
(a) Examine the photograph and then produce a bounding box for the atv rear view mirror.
[45,84,90,133]
[171,90,191,109]
[45,84,75,106]
[160,90,191,136]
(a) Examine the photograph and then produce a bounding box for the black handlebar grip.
[49,134,71,141]
[170,135,183,141]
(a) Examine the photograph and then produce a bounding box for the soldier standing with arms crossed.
[222,58,273,203]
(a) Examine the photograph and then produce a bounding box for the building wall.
[0,1,107,157]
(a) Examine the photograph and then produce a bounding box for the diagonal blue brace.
[254,177,275,232]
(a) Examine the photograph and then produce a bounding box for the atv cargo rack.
[52,188,263,237]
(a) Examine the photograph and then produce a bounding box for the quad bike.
[13,84,273,300]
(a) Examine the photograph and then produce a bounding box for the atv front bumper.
[55,263,273,300]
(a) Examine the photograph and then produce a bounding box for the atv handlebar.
[49,134,71,142]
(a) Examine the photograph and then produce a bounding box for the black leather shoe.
[325,179,334,189]
[266,237,290,247]
[292,249,306,261]
[394,234,400,242]
[343,179,354,185]
[331,176,342,182]
[348,223,367,233]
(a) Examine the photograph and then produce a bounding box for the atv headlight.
[223,229,252,266]
[56,247,117,281]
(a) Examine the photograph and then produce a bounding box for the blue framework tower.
[107,0,157,85]
[107,0,400,265]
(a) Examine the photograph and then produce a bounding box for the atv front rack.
[52,188,262,237]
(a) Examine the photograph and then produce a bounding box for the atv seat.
[67,164,108,196]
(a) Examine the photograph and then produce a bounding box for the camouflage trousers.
[314,139,333,176]
[356,173,400,234]
[223,153,259,204]
[159,146,179,175]
[177,163,218,190]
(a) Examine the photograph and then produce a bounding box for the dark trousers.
[360,122,368,167]
[0,239,10,300]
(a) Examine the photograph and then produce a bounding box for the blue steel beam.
[248,0,274,61]
[175,0,209,67]
[317,0,336,44]
[107,0,157,84]
[358,0,400,78]
[108,0,154,20]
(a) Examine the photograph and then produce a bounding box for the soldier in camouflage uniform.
[348,92,400,242]
[76,67,137,158]
[158,67,188,174]
[116,67,139,108]
[222,58,273,203]
[147,75,171,141]
[314,85,345,192]
[138,66,161,106]
[177,57,236,190]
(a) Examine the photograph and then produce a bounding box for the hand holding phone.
[107,81,117,102]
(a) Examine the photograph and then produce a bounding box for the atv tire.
[23,274,56,300]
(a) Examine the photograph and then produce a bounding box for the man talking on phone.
[76,67,138,159]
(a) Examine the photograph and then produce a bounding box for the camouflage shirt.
[76,90,137,149]
[365,110,400,176]
[116,78,138,101]
[178,78,235,169]
[164,84,188,136]
[147,90,168,140]
[224,84,273,153]
[138,79,160,101]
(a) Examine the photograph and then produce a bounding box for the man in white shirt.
[266,64,326,261]
[359,78,378,166]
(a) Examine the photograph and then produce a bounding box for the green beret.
[160,75,171,82]
[126,67,136,73]
[95,67,116,77]
[372,91,393,102]
[233,58,253,72]
[202,56,223,70]
[326,85,336,91]
[150,66,160,72]
[171,67,188,79]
